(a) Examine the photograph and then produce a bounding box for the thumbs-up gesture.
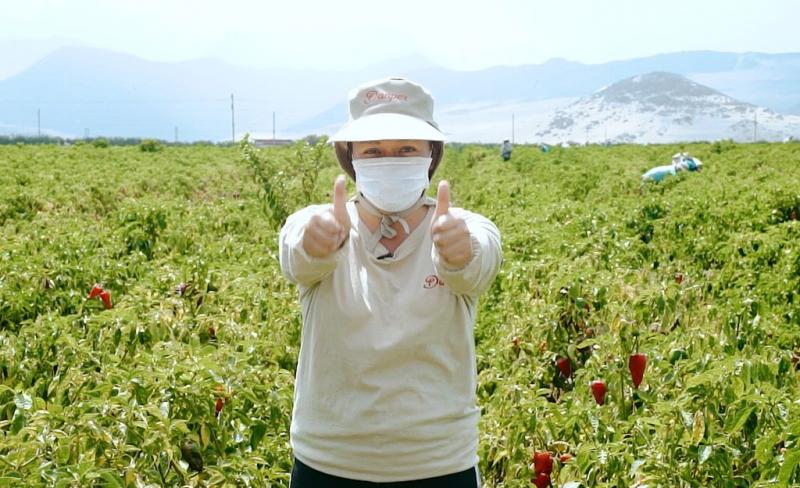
[302,175,351,258]
[431,180,473,269]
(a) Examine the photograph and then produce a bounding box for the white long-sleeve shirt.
[278,200,502,482]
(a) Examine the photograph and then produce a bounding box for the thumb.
[434,180,450,219]
[333,174,351,228]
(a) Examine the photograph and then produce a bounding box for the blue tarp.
[642,164,677,182]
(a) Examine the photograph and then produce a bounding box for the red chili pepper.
[99,290,112,310]
[629,353,648,389]
[591,379,607,405]
[215,397,224,417]
[532,451,553,475]
[532,472,551,488]
[555,357,572,378]
[88,284,103,299]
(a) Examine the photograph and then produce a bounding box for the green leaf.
[686,365,728,389]
[756,433,779,465]
[14,393,32,411]
[99,471,125,488]
[692,411,705,445]
[779,449,800,485]
[788,419,800,436]
[629,459,645,477]
[55,445,71,465]
[727,406,756,435]
[32,397,46,411]
[125,469,136,486]
[10,412,26,435]
[250,420,267,450]
[698,445,712,464]
[200,423,211,448]
[0,478,22,488]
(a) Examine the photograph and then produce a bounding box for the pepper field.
[1,140,799,487]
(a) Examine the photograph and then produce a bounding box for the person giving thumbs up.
[278,77,502,488]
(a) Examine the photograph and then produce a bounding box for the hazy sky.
[2,0,799,77]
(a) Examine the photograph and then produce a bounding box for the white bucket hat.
[330,77,445,142]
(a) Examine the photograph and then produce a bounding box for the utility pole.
[272,111,276,140]
[174,126,179,143]
[37,109,41,137]
[585,126,589,145]
[230,93,235,143]
[753,112,758,143]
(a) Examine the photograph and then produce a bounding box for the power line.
[1,98,293,108]
[0,98,231,105]
[1,93,311,140]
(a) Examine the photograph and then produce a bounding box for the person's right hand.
[302,175,351,258]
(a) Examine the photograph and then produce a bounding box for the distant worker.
[501,139,513,161]
[642,152,703,183]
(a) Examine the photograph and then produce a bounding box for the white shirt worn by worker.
[279,198,502,482]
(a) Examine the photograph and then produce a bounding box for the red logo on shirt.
[423,275,444,289]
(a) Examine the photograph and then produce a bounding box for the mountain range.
[533,72,800,143]
[1,46,799,143]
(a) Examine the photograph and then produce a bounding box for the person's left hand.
[431,180,473,269]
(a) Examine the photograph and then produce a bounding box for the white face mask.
[352,156,432,212]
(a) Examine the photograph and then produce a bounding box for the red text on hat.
[364,90,408,104]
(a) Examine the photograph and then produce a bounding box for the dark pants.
[290,458,481,488]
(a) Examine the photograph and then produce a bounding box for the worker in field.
[641,152,703,183]
[279,77,502,487]
[501,139,513,161]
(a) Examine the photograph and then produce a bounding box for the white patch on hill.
[531,72,800,144]
[435,98,577,143]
